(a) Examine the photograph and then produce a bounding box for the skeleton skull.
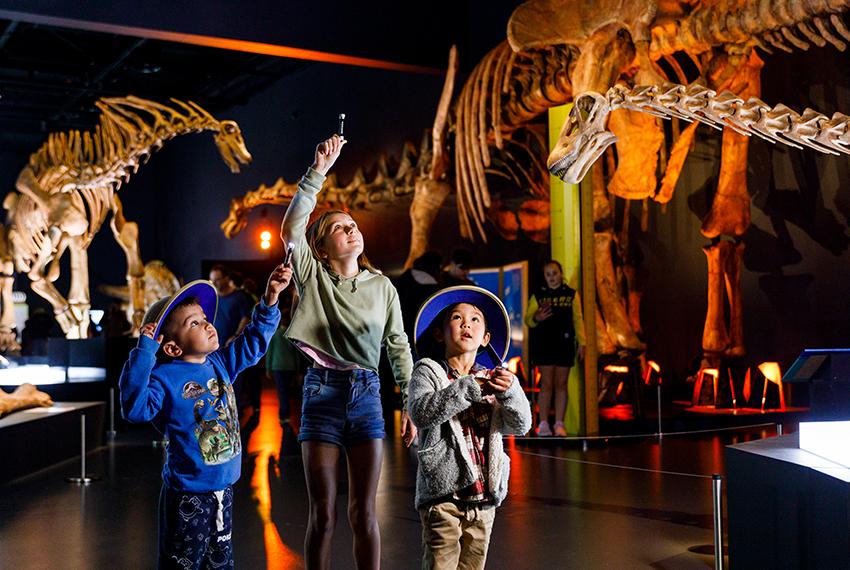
[215,120,252,173]
[548,91,617,183]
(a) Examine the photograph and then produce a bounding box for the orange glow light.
[701,368,719,378]
[604,365,630,374]
[248,389,302,567]
[260,230,272,241]
[260,240,271,250]
[0,9,443,75]
[506,357,522,375]
[644,360,662,385]
[758,362,782,385]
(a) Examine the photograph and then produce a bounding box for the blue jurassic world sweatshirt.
[120,300,280,492]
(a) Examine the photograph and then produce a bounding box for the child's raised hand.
[311,134,346,176]
[486,367,515,394]
[140,322,163,344]
[264,263,293,306]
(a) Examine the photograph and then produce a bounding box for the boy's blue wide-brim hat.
[142,280,218,339]
[413,285,511,368]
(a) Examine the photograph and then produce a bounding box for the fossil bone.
[1,97,251,345]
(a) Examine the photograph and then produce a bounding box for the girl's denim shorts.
[298,367,386,446]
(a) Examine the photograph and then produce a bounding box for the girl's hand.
[264,264,293,306]
[311,134,347,176]
[486,367,516,394]
[140,322,163,344]
[401,409,417,447]
[533,302,553,322]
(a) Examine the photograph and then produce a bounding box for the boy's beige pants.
[419,500,496,570]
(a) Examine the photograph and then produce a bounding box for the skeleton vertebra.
[220,139,425,239]
[2,96,251,344]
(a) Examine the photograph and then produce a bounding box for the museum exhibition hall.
[2,1,850,568]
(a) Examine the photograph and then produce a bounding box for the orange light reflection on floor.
[247,386,302,569]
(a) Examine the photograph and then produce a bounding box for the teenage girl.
[525,260,585,436]
[280,134,415,569]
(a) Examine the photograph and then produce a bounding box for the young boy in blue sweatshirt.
[120,263,290,569]
[409,286,532,570]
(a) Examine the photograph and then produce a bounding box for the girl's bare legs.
[537,365,555,435]
[553,365,571,435]
[346,439,384,570]
[303,441,342,570]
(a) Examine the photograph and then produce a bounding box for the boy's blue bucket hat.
[414,285,511,368]
[142,279,218,339]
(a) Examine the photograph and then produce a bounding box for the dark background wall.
[1,2,848,384]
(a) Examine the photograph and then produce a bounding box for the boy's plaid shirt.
[443,361,494,504]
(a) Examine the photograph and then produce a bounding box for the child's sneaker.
[553,422,567,437]
[536,420,552,437]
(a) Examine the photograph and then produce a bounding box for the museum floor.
[0,384,783,569]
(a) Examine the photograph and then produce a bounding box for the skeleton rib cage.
[8,97,224,272]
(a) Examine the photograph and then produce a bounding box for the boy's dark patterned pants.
[158,485,234,570]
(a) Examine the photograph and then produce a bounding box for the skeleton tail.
[220,141,423,239]
[651,0,850,56]
[453,41,575,241]
[607,82,850,158]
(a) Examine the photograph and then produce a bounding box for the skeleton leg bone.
[701,240,731,358]
[0,226,20,352]
[0,383,53,418]
[724,240,745,358]
[595,230,644,350]
[110,194,146,331]
[28,232,82,337]
[67,237,91,339]
[404,178,451,269]
[607,108,665,199]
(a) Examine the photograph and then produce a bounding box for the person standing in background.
[525,260,586,437]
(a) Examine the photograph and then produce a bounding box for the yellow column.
[548,105,584,435]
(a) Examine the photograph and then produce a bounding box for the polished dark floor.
[0,383,781,569]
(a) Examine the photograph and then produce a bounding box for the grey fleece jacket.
[281,168,412,402]
[408,358,532,509]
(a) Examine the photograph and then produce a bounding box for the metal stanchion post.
[776,423,783,436]
[107,387,117,439]
[657,385,663,439]
[712,474,724,570]
[66,414,96,485]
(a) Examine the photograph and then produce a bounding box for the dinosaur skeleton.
[222,0,850,364]
[2,96,251,345]
[507,0,850,363]
[221,43,560,256]
[220,139,426,239]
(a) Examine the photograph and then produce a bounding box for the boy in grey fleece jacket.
[409,286,531,570]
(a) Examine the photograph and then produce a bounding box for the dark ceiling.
[0,1,522,154]
[0,19,311,152]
